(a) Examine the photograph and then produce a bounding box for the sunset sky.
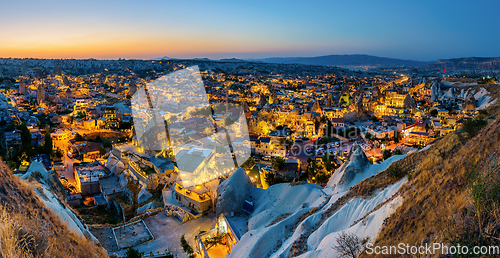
[1,0,499,61]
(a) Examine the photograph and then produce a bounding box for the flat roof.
[175,148,213,173]
[100,176,122,195]
[75,166,108,183]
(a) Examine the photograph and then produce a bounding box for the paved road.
[53,138,78,184]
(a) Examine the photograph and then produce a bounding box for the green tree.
[265,172,287,186]
[315,173,329,184]
[20,121,31,153]
[44,132,53,155]
[98,145,106,155]
[326,120,334,138]
[74,133,84,141]
[306,159,318,182]
[322,153,332,171]
[103,141,112,148]
[75,111,85,119]
[180,235,194,257]
[382,149,392,160]
[462,118,488,137]
[271,156,286,170]
[265,172,276,186]
[94,135,102,143]
[279,138,293,150]
[125,247,143,258]
[53,148,63,159]
[240,157,255,171]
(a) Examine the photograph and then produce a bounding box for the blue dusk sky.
[0,0,499,60]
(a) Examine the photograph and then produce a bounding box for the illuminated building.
[172,182,212,214]
[73,163,109,195]
[104,106,119,128]
[196,214,241,258]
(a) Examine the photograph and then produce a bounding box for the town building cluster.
[0,58,496,257]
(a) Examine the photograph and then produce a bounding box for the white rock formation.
[327,143,369,188]
[216,168,255,216]
[137,184,153,204]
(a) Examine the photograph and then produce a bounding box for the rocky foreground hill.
[0,161,107,258]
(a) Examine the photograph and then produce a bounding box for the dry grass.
[267,213,292,227]
[363,97,500,257]
[0,161,108,258]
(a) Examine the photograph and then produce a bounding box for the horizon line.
[1,54,499,62]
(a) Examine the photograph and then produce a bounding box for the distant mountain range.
[250,54,433,67]
[427,56,500,70]
[153,54,500,70]
[153,56,175,60]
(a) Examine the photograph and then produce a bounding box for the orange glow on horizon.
[0,33,307,59]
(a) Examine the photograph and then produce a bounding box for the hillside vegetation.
[364,86,500,257]
[0,161,107,258]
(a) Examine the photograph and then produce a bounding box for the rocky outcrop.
[464,93,477,112]
[327,143,369,187]
[403,94,417,112]
[106,154,125,175]
[259,93,267,107]
[430,81,440,102]
[216,168,254,216]
[137,183,153,204]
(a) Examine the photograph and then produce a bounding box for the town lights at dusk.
[0,1,499,257]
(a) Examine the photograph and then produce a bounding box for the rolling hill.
[252,54,433,67]
[427,56,500,70]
